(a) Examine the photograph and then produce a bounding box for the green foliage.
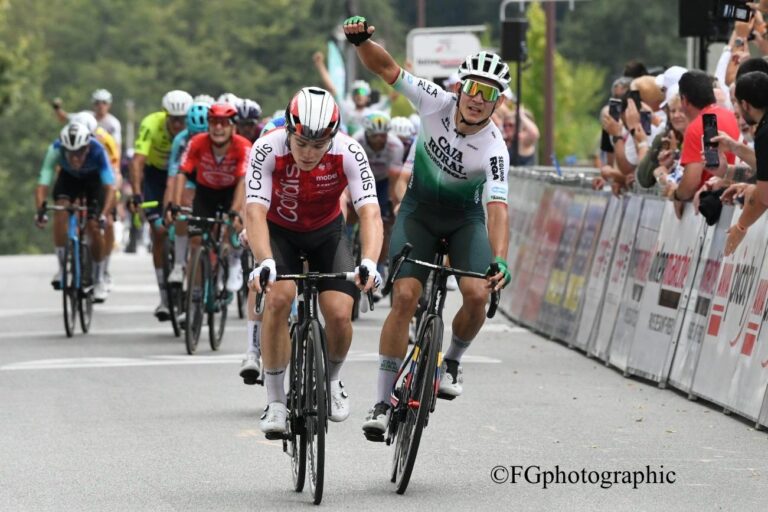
[514,3,605,163]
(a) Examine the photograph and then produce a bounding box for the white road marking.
[1,352,501,371]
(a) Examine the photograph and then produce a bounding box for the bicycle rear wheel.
[62,240,78,337]
[305,320,327,504]
[78,243,94,333]
[289,321,307,492]
[185,247,206,355]
[392,314,441,495]
[208,249,228,351]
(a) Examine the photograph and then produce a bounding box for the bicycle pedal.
[363,431,385,443]
[265,432,289,441]
[437,392,457,401]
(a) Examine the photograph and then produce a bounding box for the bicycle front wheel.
[208,249,228,351]
[62,240,78,337]
[184,247,206,355]
[305,320,327,504]
[289,321,307,492]
[392,314,442,495]
[165,237,182,338]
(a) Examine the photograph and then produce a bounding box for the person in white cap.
[52,89,123,150]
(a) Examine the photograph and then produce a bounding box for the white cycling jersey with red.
[353,131,404,181]
[246,127,378,232]
[392,68,509,209]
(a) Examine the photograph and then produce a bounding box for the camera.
[703,113,720,168]
[608,98,622,121]
[716,0,753,22]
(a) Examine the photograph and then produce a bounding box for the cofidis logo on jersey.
[347,143,375,191]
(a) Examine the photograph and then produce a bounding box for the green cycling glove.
[489,256,511,287]
[343,16,372,46]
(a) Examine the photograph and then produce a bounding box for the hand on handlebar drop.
[355,258,382,292]
[487,257,511,292]
[248,258,276,294]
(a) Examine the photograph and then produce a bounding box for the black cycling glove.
[343,16,372,46]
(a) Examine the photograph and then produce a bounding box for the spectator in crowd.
[636,92,690,197]
[502,109,539,167]
[623,59,648,79]
[597,77,633,168]
[53,89,122,150]
[671,70,740,216]
[721,71,768,255]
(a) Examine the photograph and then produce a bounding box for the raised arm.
[343,17,401,85]
[312,51,338,98]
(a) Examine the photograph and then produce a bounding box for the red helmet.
[285,87,340,140]
[207,102,238,120]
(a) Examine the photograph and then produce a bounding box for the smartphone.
[608,98,622,121]
[717,0,753,22]
[640,111,652,136]
[703,113,719,168]
[629,90,642,110]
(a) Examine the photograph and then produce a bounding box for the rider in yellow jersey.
[128,90,194,321]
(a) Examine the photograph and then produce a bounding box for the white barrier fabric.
[668,206,733,393]
[538,192,588,337]
[608,198,666,373]
[590,195,643,361]
[573,196,625,351]
[507,187,556,321]
[691,211,768,411]
[626,201,705,382]
[560,194,609,343]
[521,188,572,326]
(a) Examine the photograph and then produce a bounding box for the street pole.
[544,1,555,165]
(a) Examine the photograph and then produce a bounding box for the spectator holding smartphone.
[722,71,768,255]
[671,71,740,217]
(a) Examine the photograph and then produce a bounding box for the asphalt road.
[1,253,767,511]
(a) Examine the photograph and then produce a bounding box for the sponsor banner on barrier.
[506,186,556,322]
[506,178,543,282]
[560,194,609,343]
[608,198,666,373]
[626,201,704,382]
[538,192,588,337]
[691,211,768,411]
[668,206,733,393]
[590,195,643,361]
[573,195,625,351]
[521,188,572,326]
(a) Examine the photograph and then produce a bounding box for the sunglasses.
[461,79,501,103]
[168,115,186,124]
[65,146,89,158]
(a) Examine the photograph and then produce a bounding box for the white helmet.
[409,113,421,133]
[70,111,98,134]
[193,94,215,106]
[91,88,113,104]
[390,116,415,138]
[363,111,391,134]
[285,87,341,140]
[351,80,371,96]
[60,122,91,151]
[217,92,240,105]
[457,51,511,91]
[162,90,193,116]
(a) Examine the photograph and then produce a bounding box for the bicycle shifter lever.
[254,267,271,315]
[359,266,374,313]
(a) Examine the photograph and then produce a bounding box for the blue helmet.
[187,103,209,134]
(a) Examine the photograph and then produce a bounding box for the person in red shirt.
[674,70,740,215]
[177,102,250,292]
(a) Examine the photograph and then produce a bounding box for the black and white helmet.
[457,51,511,91]
[285,87,341,140]
[162,90,193,116]
[236,98,262,122]
[60,122,91,151]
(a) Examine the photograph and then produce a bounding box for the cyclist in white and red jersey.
[177,102,251,292]
[246,87,383,435]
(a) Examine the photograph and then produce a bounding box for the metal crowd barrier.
[501,166,768,430]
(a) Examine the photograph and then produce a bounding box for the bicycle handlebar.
[254,269,371,315]
[384,242,501,319]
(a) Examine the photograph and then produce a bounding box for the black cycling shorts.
[192,185,235,219]
[52,171,104,211]
[268,214,356,298]
[142,164,168,222]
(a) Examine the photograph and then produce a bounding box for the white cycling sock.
[444,334,471,363]
[55,247,66,272]
[328,359,344,381]
[93,260,105,284]
[174,235,188,268]
[104,253,111,275]
[377,355,403,405]
[228,247,242,270]
[247,320,262,357]
[155,268,167,306]
[265,367,287,405]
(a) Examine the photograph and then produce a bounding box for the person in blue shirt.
[35,122,116,301]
